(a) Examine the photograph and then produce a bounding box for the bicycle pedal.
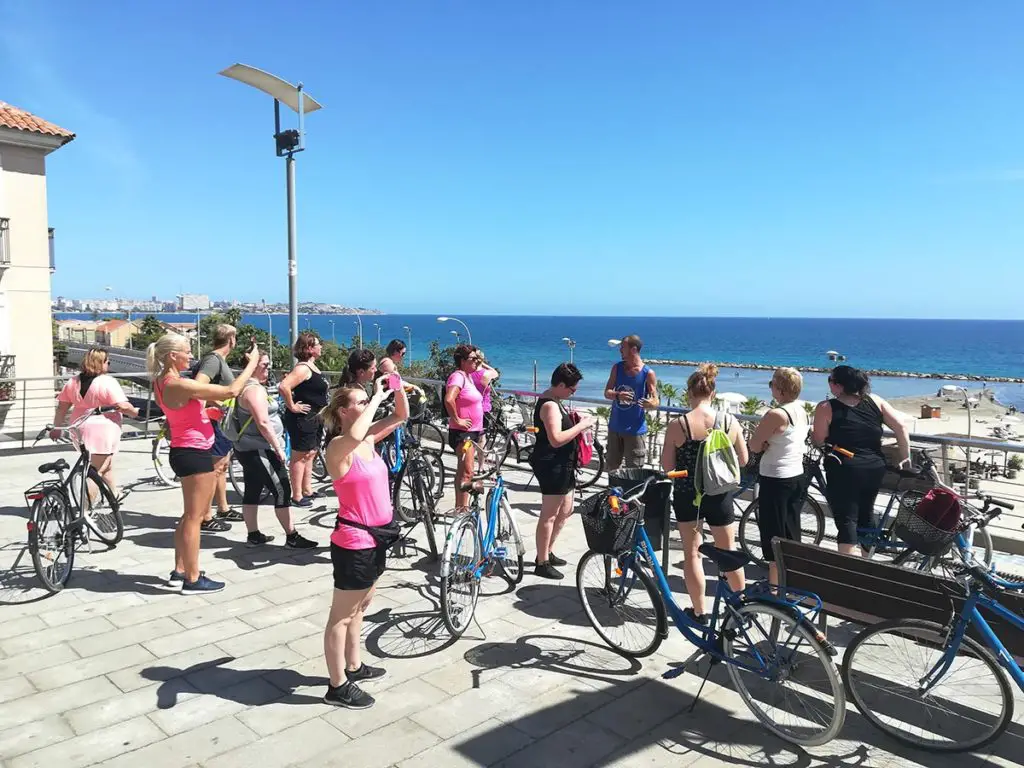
[662,666,686,680]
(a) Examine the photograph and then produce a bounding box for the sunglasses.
[258,363,271,369]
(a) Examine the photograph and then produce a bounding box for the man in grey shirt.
[193,324,243,531]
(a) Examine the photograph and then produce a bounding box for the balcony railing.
[0,218,10,267]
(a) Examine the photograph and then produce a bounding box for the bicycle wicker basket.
[578,491,641,555]
[893,490,964,557]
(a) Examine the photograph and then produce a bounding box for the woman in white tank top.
[747,368,810,584]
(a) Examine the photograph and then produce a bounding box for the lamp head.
[437,316,450,322]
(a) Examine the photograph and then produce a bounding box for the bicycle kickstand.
[663,648,712,713]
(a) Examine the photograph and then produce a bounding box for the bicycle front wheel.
[30,490,76,593]
[842,618,1012,753]
[491,492,524,585]
[738,495,827,567]
[412,422,446,455]
[440,514,481,638]
[723,601,845,747]
[576,550,666,657]
[575,442,606,490]
[152,433,179,487]
[422,449,446,500]
[69,466,123,546]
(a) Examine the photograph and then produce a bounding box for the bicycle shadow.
[0,541,55,606]
[66,567,180,597]
[362,583,459,659]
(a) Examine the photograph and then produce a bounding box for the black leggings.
[824,463,886,546]
[757,474,806,562]
[236,449,292,508]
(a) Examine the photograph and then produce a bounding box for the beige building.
[95,318,140,348]
[0,102,74,432]
[55,318,100,344]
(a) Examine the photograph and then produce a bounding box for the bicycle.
[25,407,127,592]
[389,433,441,560]
[576,470,846,747]
[842,542,1024,752]
[439,438,526,638]
[151,417,178,487]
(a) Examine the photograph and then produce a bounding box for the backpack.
[695,412,741,502]
[569,409,594,466]
[912,487,962,532]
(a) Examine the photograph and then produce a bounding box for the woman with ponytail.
[148,333,259,594]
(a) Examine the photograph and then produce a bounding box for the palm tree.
[595,406,611,441]
[741,396,764,416]
[645,413,666,464]
[803,401,816,419]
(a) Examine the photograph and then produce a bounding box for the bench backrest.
[774,538,1024,658]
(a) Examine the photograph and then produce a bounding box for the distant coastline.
[647,359,1024,385]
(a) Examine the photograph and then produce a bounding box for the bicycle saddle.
[698,543,751,573]
[459,481,486,496]
[38,458,69,474]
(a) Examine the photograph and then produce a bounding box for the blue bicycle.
[842,542,1024,752]
[576,470,846,747]
[440,437,526,638]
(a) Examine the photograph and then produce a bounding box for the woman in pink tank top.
[147,333,259,595]
[320,375,409,709]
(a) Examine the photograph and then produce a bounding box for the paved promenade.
[0,441,1020,768]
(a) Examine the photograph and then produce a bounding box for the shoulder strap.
[680,412,693,441]
[778,405,794,426]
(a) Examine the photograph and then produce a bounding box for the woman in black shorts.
[530,363,594,580]
[660,363,748,622]
[278,332,330,507]
[812,365,910,555]
[233,352,318,549]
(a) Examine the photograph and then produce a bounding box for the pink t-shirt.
[446,370,484,432]
[154,378,214,450]
[469,368,492,414]
[57,374,127,455]
[331,451,394,550]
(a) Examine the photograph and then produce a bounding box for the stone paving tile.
[171,594,272,630]
[0,615,114,656]
[27,643,155,691]
[238,594,326,630]
[96,714,258,768]
[0,642,79,681]
[409,677,536,740]
[147,675,283,736]
[0,614,46,640]
[497,716,626,768]
[142,618,252,658]
[69,615,182,658]
[398,717,536,768]
[215,617,321,659]
[106,644,230,693]
[64,678,200,736]
[37,592,147,627]
[202,715,349,768]
[323,677,450,739]
[0,715,75,762]
[304,717,440,768]
[0,673,35,702]
[183,645,305,695]
[9,714,165,768]
[0,676,123,730]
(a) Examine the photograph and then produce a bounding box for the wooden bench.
[773,538,1024,659]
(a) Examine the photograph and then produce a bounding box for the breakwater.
[646,359,1024,385]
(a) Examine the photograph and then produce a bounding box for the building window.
[48,228,55,272]
[0,218,9,266]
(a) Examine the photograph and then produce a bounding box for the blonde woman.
[748,368,809,584]
[53,347,139,499]
[321,377,408,709]
[661,363,748,623]
[147,333,258,594]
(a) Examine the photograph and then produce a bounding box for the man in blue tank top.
[603,334,659,470]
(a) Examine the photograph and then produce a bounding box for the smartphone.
[387,374,402,391]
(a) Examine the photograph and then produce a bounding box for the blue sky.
[2,1,1022,317]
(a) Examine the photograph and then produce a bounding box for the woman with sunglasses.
[233,352,318,549]
[378,340,406,376]
[445,344,485,511]
[278,332,330,507]
[320,376,408,709]
[812,365,910,555]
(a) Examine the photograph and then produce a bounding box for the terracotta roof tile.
[0,101,75,142]
[95,319,129,332]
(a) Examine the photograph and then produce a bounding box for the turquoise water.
[58,313,1024,407]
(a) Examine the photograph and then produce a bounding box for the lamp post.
[328,319,335,343]
[219,63,322,364]
[353,315,363,348]
[562,336,576,363]
[437,316,472,345]
[450,330,461,343]
[403,325,412,360]
[373,322,381,346]
[262,300,273,370]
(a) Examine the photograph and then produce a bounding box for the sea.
[57,314,1024,409]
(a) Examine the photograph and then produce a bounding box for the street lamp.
[328,319,335,343]
[219,63,322,363]
[261,299,273,370]
[373,322,381,346]
[403,325,412,360]
[562,336,576,363]
[437,316,472,345]
[352,315,363,348]
[450,330,461,343]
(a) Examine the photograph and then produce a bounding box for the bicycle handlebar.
[982,495,1015,511]
[609,470,688,509]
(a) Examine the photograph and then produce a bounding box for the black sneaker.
[323,681,375,709]
[292,497,313,508]
[683,607,708,626]
[285,531,318,549]
[346,663,387,684]
[246,531,275,547]
[181,573,225,594]
[534,562,564,580]
[217,508,244,522]
[167,570,184,586]
[548,552,568,567]
[200,518,231,533]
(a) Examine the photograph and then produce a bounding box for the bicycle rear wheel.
[152,433,179,487]
[69,466,123,546]
[422,449,446,500]
[413,472,439,560]
[440,513,481,638]
[491,492,524,585]
[29,490,76,593]
[723,601,845,747]
[737,495,826,567]
[576,550,666,657]
[842,618,1012,753]
[411,422,445,454]
[575,442,605,490]
[312,447,329,482]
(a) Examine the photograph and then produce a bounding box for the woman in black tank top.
[812,365,911,555]
[278,333,330,506]
[531,363,594,580]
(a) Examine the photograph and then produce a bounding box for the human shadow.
[211,540,329,572]
[141,656,324,708]
[67,567,179,597]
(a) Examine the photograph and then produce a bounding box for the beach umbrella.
[717,392,747,404]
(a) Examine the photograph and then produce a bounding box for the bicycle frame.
[466,474,509,580]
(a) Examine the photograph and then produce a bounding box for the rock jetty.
[645,359,1024,385]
